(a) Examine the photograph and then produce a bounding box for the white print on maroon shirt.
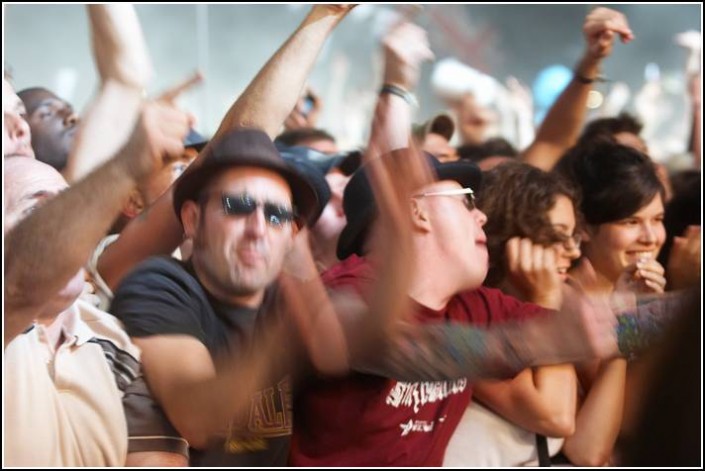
[399,418,438,437]
[385,379,468,414]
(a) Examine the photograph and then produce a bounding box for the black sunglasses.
[221,193,298,228]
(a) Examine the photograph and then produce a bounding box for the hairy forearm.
[214,9,343,139]
[5,156,136,313]
[354,323,533,382]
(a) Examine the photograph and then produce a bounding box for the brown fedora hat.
[173,128,319,226]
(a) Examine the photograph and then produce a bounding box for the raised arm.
[278,21,434,374]
[4,103,189,345]
[97,5,354,292]
[63,4,152,183]
[521,7,633,171]
[214,5,354,139]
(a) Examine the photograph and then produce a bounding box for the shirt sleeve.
[86,234,120,311]
[110,257,207,343]
[123,374,190,457]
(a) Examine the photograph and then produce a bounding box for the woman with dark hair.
[556,139,669,464]
[558,139,667,295]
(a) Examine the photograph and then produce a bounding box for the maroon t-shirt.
[289,255,544,467]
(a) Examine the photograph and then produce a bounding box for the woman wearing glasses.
[445,160,623,466]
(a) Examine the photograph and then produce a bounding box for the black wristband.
[380,84,418,106]
[574,71,607,84]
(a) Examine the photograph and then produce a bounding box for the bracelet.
[573,71,608,84]
[380,83,418,107]
[616,313,641,360]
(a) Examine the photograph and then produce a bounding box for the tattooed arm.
[615,291,688,358]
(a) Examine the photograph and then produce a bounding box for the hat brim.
[336,205,375,260]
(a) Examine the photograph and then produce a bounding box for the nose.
[244,206,267,238]
[61,107,79,127]
[6,111,31,141]
[5,112,33,155]
[473,208,488,227]
[639,222,658,245]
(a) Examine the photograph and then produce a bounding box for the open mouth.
[626,251,654,263]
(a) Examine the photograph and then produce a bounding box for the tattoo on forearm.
[354,323,524,382]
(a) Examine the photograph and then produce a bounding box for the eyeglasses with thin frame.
[554,233,582,251]
[412,187,476,211]
[220,193,298,228]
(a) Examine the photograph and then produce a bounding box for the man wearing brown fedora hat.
[108,6,358,466]
[111,128,318,467]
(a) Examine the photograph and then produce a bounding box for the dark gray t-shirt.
[111,256,291,467]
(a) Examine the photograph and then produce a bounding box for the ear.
[181,201,202,239]
[410,198,432,233]
[123,189,145,219]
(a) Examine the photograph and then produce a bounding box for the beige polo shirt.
[4,298,187,466]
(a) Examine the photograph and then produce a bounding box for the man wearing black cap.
[278,145,362,271]
[287,19,622,468]
[111,128,319,467]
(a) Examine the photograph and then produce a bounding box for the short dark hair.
[555,139,664,226]
[457,137,518,163]
[274,128,336,148]
[478,161,579,287]
[578,112,643,146]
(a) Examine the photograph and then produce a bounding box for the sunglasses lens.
[223,194,296,227]
[264,204,295,227]
[223,194,256,215]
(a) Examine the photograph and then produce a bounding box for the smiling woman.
[557,138,667,294]
[554,137,668,466]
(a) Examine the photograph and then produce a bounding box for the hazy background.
[4,4,701,158]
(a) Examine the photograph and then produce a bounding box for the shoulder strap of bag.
[536,433,551,467]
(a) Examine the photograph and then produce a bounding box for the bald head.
[4,157,68,233]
